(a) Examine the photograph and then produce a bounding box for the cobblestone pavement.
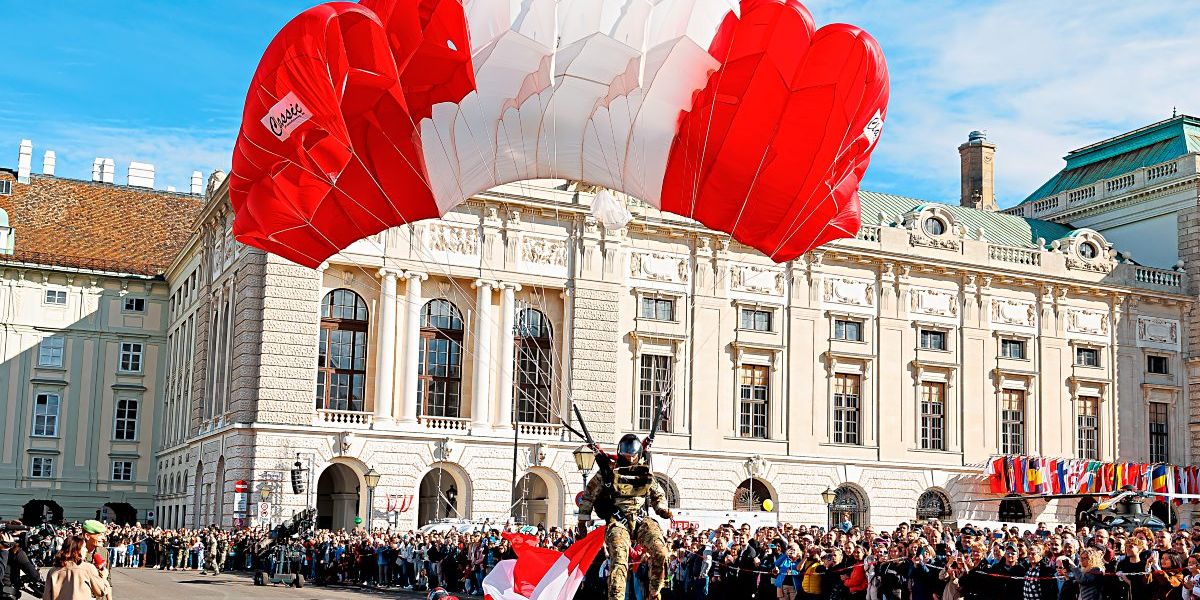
[107,568,447,599]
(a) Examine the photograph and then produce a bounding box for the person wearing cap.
[80,520,111,599]
[0,523,41,600]
[987,543,1025,600]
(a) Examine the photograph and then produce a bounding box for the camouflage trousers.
[606,517,668,600]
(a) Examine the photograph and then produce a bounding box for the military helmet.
[617,433,642,466]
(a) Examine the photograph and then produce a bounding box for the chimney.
[92,159,103,182]
[101,158,115,184]
[959,131,997,210]
[127,161,155,188]
[17,140,32,184]
[190,171,203,195]
[42,151,56,176]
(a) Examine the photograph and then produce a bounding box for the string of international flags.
[983,455,1199,503]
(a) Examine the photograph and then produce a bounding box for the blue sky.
[2,1,1198,207]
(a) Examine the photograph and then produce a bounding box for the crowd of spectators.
[24,516,1200,600]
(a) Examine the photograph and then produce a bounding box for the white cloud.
[807,0,1200,206]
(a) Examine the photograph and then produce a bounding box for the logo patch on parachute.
[261,92,312,142]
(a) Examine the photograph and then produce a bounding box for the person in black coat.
[1052,556,1079,600]
[1021,543,1060,600]
[987,544,1026,600]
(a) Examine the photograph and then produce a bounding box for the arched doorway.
[831,485,869,529]
[317,463,361,531]
[733,478,773,512]
[512,472,552,527]
[21,500,62,525]
[418,467,463,526]
[101,503,137,525]
[213,457,226,527]
[999,495,1030,523]
[1149,501,1177,527]
[192,462,204,528]
[1075,496,1098,526]
[916,489,953,524]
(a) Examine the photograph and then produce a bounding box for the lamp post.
[573,446,595,521]
[821,487,836,530]
[364,468,381,531]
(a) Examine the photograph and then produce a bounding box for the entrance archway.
[418,467,463,526]
[101,503,137,525]
[512,473,551,527]
[317,463,361,530]
[831,484,869,529]
[21,500,62,525]
[916,489,953,524]
[999,495,1030,523]
[733,478,773,512]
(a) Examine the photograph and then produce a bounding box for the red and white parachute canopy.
[231,0,890,268]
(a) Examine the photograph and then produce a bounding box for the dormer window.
[1079,241,1098,259]
[923,217,946,236]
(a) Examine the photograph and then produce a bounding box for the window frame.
[514,308,554,425]
[38,337,65,368]
[637,354,673,432]
[1074,346,1101,368]
[738,307,774,332]
[112,460,135,482]
[638,296,677,322]
[30,456,54,479]
[918,329,947,351]
[113,397,139,441]
[1000,388,1025,455]
[118,342,145,374]
[737,364,770,439]
[1076,395,1100,460]
[44,289,68,306]
[32,392,60,438]
[317,289,370,412]
[919,381,946,451]
[1146,355,1170,375]
[122,297,147,314]
[999,338,1026,360]
[832,373,861,445]
[417,298,464,418]
[833,318,864,342]
[1148,401,1169,463]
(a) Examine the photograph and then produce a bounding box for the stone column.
[495,283,522,430]
[400,272,427,426]
[472,280,496,432]
[373,269,400,427]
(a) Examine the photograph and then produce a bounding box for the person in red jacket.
[841,545,869,600]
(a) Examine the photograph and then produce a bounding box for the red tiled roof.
[0,171,202,276]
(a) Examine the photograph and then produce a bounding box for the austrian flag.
[483,527,607,600]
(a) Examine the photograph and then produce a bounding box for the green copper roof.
[860,190,1075,248]
[1022,115,1200,204]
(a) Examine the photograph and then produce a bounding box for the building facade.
[0,142,203,523]
[155,129,1191,532]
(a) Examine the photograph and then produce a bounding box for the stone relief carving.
[427,224,480,255]
[730,264,785,296]
[630,251,689,283]
[823,277,875,307]
[991,298,1036,327]
[1065,308,1110,336]
[1138,316,1179,346]
[909,288,958,317]
[520,236,567,267]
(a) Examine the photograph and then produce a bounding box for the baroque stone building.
[153,127,1191,532]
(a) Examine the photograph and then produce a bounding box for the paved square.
[108,568,434,600]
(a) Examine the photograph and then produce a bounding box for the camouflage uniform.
[205,534,221,574]
[578,465,671,600]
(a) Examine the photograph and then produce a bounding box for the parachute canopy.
[231,0,890,268]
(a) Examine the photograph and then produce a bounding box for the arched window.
[419,300,464,418]
[998,495,1030,523]
[515,308,553,424]
[733,478,773,512]
[317,289,369,411]
[831,485,869,529]
[655,474,680,509]
[916,489,953,522]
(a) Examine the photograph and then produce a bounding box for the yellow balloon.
[762,499,774,512]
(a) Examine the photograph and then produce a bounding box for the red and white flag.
[483,527,607,600]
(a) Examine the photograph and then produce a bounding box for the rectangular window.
[1000,339,1025,359]
[738,365,770,439]
[0,180,10,195]
[919,381,946,450]
[113,398,139,441]
[639,297,675,321]
[833,319,863,342]
[119,342,144,373]
[1075,347,1100,367]
[919,329,947,351]
[832,373,861,445]
[122,297,146,313]
[1077,396,1100,460]
[38,337,65,368]
[44,289,67,305]
[1147,355,1169,375]
[637,355,673,432]
[112,460,134,482]
[32,393,60,437]
[739,308,772,332]
[1000,389,1025,455]
[30,457,54,479]
[1149,401,1169,463]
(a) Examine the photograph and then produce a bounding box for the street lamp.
[821,487,836,529]
[365,468,381,530]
